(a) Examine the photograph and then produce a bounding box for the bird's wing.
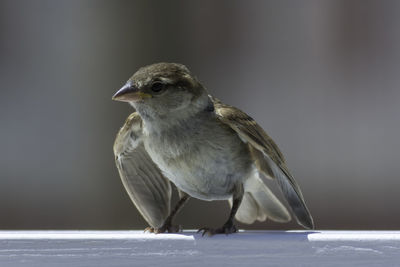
[113,112,171,228]
[212,97,314,229]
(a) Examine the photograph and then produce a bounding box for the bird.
[112,62,314,235]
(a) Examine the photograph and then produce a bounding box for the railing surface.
[0,231,399,266]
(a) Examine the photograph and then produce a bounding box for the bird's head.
[112,63,209,120]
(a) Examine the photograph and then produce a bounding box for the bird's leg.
[198,184,244,236]
[145,191,190,233]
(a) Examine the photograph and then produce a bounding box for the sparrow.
[112,62,314,235]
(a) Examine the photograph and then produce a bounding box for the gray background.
[1,0,399,230]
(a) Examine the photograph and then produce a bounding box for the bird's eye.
[151,82,165,93]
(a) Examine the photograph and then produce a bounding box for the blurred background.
[1,0,399,230]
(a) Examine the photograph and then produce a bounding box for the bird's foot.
[144,223,182,234]
[197,223,238,236]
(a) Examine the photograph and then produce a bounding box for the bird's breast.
[143,118,253,200]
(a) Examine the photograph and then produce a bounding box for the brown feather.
[114,112,172,228]
[212,96,315,229]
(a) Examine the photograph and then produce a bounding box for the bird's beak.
[112,84,152,102]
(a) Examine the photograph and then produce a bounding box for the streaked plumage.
[113,62,314,234]
[114,113,171,228]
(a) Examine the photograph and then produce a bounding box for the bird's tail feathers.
[264,157,315,230]
[231,175,291,224]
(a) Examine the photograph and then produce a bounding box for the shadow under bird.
[112,62,314,235]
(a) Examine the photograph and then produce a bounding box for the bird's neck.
[138,93,213,136]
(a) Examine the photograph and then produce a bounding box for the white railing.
[0,231,399,266]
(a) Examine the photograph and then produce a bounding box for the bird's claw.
[197,224,238,236]
[144,224,182,234]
